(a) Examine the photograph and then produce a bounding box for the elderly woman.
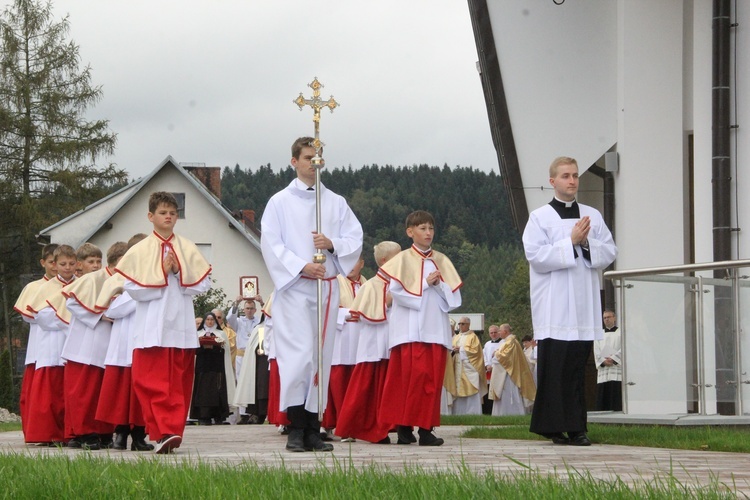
[189,312,235,425]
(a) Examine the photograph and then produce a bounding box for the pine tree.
[0,0,123,272]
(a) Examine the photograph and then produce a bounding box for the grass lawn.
[445,414,750,453]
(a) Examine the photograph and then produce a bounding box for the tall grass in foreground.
[0,453,739,499]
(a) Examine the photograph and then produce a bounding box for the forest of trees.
[221,163,532,338]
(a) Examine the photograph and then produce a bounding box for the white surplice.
[523,203,618,341]
[261,179,363,414]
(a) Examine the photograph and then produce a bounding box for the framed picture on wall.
[239,276,259,300]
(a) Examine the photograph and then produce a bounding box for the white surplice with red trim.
[380,245,462,350]
[116,231,212,349]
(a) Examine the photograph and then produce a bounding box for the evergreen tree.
[0,0,122,273]
[0,349,14,412]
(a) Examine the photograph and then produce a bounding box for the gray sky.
[51,0,497,180]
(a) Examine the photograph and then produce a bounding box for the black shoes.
[131,426,154,451]
[304,428,334,452]
[568,432,592,446]
[550,433,570,445]
[80,434,101,451]
[549,432,591,446]
[112,432,128,451]
[396,426,417,445]
[285,428,305,452]
[417,428,444,447]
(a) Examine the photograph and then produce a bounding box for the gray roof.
[37,156,261,250]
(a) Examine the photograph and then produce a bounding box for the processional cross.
[293,77,339,419]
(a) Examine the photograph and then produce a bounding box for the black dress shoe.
[99,434,114,449]
[396,426,416,445]
[112,435,128,451]
[130,426,154,451]
[285,428,305,452]
[417,428,444,447]
[81,434,101,451]
[375,436,391,444]
[550,433,570,445]
[304,429,334,452]
[67,437,81,449]
[568,433,592,446]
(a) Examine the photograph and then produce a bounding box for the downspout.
[711,0,734,414]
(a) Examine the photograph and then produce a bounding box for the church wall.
[484,0,618,214]
[613,0,685,270]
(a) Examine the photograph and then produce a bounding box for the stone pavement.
[2,424,749,495]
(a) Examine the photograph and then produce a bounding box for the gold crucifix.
[293,77,339,155]
[293,77,340,421]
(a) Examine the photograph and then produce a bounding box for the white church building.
[469,0,750,417]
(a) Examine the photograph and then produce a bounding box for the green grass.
[0,422,21,432]
[0,453,739,499]
[453,415,750,453]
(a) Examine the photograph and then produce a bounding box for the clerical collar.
[490,339,501,343]
[553,196,575,208]
[605,326,618,332]
[549,197,580,219]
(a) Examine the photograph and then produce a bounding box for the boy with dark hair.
[14,243,58,440]
[95,233,152,451]
[115,192,212,454]
[61,242,126,450]
[378,210,462,446]
[24,244,78,444]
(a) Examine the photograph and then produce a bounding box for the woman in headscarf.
[189,312,235,425]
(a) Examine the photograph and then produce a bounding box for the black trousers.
[530,339,592,437]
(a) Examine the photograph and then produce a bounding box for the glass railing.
[604,260,750,416]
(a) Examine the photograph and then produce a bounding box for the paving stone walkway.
[2,424,749,495]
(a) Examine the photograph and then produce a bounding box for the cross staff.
[293,77,339,420]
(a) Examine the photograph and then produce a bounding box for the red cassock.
[131,347,194,441]
[64,361,114,438]
[25,366,65,443]
[321,364,355,429]
[267,359,289,426]
[96,365,146,427]
[335,359,390,442]
[378,343,447,430]
[19,364,35,438]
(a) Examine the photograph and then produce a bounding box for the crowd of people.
[13,146,618,453]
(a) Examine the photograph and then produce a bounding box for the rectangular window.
[171,193,185,219]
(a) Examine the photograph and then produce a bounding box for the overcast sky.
[50,0,497,180]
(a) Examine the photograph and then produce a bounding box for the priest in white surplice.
[261,137,363,453]
[523,156,617,447]
[226,297,262,423]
